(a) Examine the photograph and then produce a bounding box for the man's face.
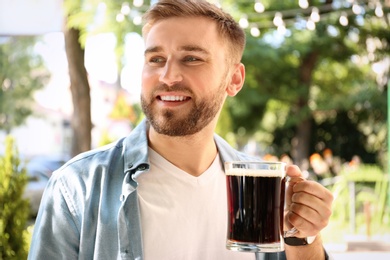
[141,16,232,136]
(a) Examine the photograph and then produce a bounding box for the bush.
[0,136,30,259]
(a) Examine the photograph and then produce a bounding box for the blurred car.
[23,155,67,217]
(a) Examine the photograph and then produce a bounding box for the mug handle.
[284,176,305,238]
[284,227,299,237]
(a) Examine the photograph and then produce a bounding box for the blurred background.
[0,0,389,259]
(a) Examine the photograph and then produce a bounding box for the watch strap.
[284,235,316,246]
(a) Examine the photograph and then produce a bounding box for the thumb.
[286,164,304,178]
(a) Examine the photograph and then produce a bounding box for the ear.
[226,63,245,97]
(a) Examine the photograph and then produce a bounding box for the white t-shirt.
[137,148,255,260]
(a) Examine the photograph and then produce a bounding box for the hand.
[284,165,334,238]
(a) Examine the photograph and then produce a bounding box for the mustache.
[153,83,194,95]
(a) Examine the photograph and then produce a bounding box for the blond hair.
[142,0,246,64]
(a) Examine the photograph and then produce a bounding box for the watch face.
[307,235,317,244]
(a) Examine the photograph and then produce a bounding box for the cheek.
[141,69,157,89]
[142,66,154,80]
[187,68,219,89]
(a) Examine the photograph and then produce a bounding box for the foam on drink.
[225,168,285,177]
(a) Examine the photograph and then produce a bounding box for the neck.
[147,125,218,177]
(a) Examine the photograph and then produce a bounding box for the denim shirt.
[28,119,288,260]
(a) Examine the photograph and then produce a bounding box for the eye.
[149,56,165,63]
[183,56,200,62]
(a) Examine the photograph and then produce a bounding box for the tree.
[64,25,93,157]
[0,136,30,259]
[226,0,388,167]
[0,36,49,134]
[63,0,147,156]
[63,1,93,156]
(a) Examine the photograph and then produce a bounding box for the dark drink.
[225,162,286,252]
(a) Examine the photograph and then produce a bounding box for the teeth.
[160,96,187,101]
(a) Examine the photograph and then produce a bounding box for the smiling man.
[28,1,333,260]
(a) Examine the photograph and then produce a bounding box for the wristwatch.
[284,235,317,246]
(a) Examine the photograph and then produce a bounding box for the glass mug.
[225,161,298,252]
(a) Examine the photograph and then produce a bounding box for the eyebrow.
[144,46,162,55]
[180,45,209,55]
[144,45,210,56]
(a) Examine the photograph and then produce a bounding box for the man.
[29,0,333,259]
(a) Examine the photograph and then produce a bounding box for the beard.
[141,82,227,137]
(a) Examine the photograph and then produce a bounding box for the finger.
[291,192,333,222]
[286,165,303,178]
[286,186,333,237]
[284,177,333,237]
[287,197,332,235]
[286,211,325,237]
[285,165,305,207]
[293,181,334,203]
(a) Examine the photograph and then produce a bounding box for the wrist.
[285,234,328,260]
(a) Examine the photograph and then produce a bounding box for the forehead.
[143,16,226,52]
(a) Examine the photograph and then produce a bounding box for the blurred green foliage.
[223,1,388,166]
[0,36,49,134]
[0,136,30,259]
[322,164,390,242]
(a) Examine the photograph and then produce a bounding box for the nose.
[159,60,183,86]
